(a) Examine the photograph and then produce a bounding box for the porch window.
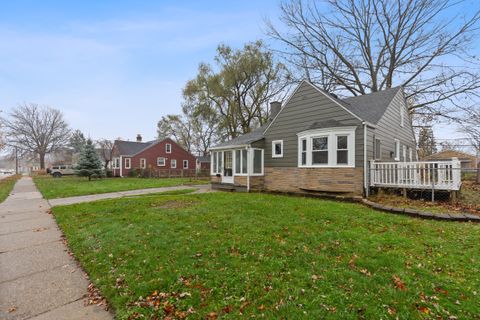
[140,158,146,169]
[297,127,355,167]
[157,157,166,166]
[183,160,189,169]
[171,159,177,168]
[125,158,131,169]
[252,149,264,175]
[234,149,248,175]
[166,143,172,153]
[211,151,222,174]
[272,140,283,158]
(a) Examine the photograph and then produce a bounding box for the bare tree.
[456,105,480,182]
[96,139,115,170]
[267,0,480,120]
[1,103,71,169]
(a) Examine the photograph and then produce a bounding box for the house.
[424,150,478,169]
[111,134,197,177]
[196,155,211,171]
[209,81,417,196]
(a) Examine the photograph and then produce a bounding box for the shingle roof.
[114,140,157,156]
[341,86,402,124]
[210,125,267,149]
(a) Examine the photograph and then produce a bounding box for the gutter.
[363,122,369,197]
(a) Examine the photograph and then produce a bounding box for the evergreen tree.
[75,139,103,180]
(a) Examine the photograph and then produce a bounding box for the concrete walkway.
[48,184,213,206]
[0,177,113,320]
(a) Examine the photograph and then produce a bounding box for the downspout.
[120,156,123,178]
[363,122,369,197]
[246,146,251,192]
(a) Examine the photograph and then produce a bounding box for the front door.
[222,150,234,184]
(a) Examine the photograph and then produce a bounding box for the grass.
[32,175,208,199]
[0,175,20,203]
[52,192,480,319]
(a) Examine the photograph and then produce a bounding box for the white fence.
[370,159,462,191]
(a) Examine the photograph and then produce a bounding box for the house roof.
[114,140,157,156]
[424,150,477,162]
[340,86,402,124]
[196,155,210,163]
[211,82,403,149]
[210,125,267,149]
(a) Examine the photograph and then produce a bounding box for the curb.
[361,199,480,223]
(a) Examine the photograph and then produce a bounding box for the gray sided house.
[209,81,417,196]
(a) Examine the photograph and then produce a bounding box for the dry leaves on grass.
[85,283,109,310]
[392,275,407,291]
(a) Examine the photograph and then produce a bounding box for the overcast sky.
[0,0,476,145]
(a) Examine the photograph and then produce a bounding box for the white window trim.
[183,160,189,169]
[374,138,381,160]
[157,157,166,167]
[409,147,413,162]
[271,140,284,158]
[402,145,407,162]
[125,158,131,169]
[394,139,400,161]
[297,127,356,168]
[234,149,248,176]
[171,159,177,168]
[211,151,222,175]
[400,107,405,127]
[165,143,172,154]
[250,148,264,176]
[140,158,146,169]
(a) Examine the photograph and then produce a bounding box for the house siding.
[263,82,364,168]
[372,90,417,162]
[113,138,197,177]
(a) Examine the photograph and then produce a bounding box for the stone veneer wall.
[263,167,364,195]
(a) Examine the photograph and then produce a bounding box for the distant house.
[111,134,197,177]
[209,80,417,196]
[424,150,478,169]
[196,155,211,171]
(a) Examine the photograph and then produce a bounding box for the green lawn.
[0,175,20,203]
[52,192,480,319]
[33,175,208,199]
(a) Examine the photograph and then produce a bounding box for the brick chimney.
[136,134,142,142]
[269,101,282,121]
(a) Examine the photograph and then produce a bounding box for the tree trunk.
[39,153,45,169]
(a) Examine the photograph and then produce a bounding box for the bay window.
[297,127,355,167]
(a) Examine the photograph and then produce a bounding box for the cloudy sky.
[0,0,280,141]
[0,0,477,145]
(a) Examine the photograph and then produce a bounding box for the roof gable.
[114,140,156,156]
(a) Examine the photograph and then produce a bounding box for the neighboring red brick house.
[111,135,197,177]
[196,155,211,171]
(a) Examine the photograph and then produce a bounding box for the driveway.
[0,177,113,320]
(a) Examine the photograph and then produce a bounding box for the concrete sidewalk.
[0,177,113,320]
[48,183,213,206]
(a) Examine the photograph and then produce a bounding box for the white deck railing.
[370,159,462,191]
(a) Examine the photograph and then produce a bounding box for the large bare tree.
[267,0,480,120]
[96,139,115,170]
[1,103,71,169]
[184,40,291,139]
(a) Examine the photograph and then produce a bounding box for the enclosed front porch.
[210,147,264,191]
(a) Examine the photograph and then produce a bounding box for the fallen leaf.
[206,312,217,319]
[417,305,430,314]
[392,274,407,291]
[8,306,17,313]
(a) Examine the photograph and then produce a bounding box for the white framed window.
[400,107,405,127]
[125,158,131,169]
[272,140,283,158]
[234,149,248,175]
[183,160,189,169]
[113,158,120,169]
[251,148,264,175]
[157,157,166,166]
[402,145,407,162]
[394,139,400,161]
[140,158,146,169]
[297,127,355,168]
[211,151,223,175]
[374,138,381,160]
[165,143,172,153]
[171,159,177,168]
[409,147,413,162]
